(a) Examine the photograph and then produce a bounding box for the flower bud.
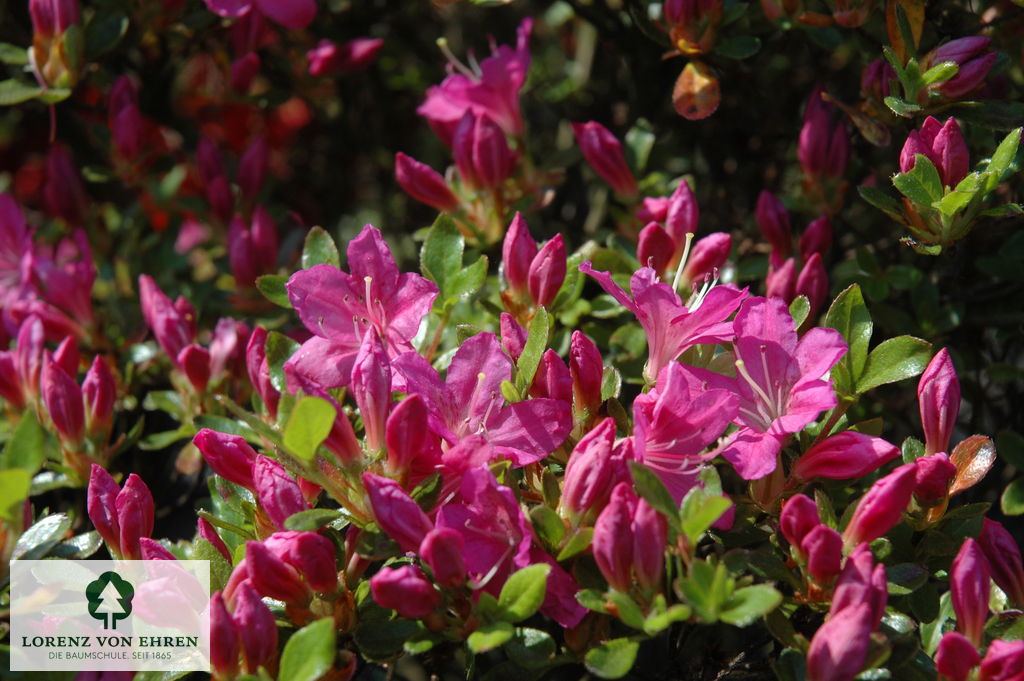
[210,591,240,678]
[632,498,666,592]
[307,37,383,76]
[87,464,121,553]
[196,137,225,184]
[237,137,269,201]
[831,544,888,624]
[351,330,391,452]
[108,77,143,160]
[43,145,86,224]
[234,581,278,674]
[530,349,572,403]
[806,603,873,681]
[386,394,438,477]
[913,453,957,507]
[209,317,249,383]
[664,179,699,242]
[793,431,900,481]
[82,355,116,437]
[930,37,995,100]
[900,118,970,189]
[569,331,603,416]
[755,191,792,261]
[270,531,338,593]
[0,352,24,410]
[138,275,196,366]
[795,253,829,318]
[370,565,440,619]
[939,51,996,100]
[593,482,636,592]
[978,518,1024,607]
[139,537,176,561]
[363,473,432,552]
[116,473,155,560]
[842,463,917,548]
[453,112,517,191]
[528,234,567,308]
[802,525,843,584]
[15,316,45,400]
[177,344,211,393]
[919,348,960,455]
[502,213,538,296]
[636,196,669,224]
[193,428,257,490]
[252,455,307,530]
[230,52,260,93]
[245,328,279,417]
[978,639,1024,681]
[197,517,232,562]
[860,58,895,101]
[951,538,990,646]
[765,257,797,302]
[420,527,466,588]
[395,153,459,212]
[800,216,832,261]
[637,222,674,274]
[935,631,979,681]
[681,232,731,285]
[245,540,309,604]
[780,494,820,550]
[571,121,638,197]
[207,176,234,223]
[561,418,618,522]
[500,313,527,360]
[41,351,84,444]
[798,87,849,181]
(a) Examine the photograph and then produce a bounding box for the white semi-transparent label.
[9,560,210,672]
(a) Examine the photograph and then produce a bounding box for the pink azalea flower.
[579,263,746,383]
[284,224,437,391]
[417,19,532,144]
[391,332,570,466]
[687,297,846,479]
[202,0,316,30]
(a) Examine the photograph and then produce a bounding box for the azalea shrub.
[2,1,1024,681]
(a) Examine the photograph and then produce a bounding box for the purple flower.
[284,224,438,391]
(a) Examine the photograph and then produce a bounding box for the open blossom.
[392,332,570,466]
[579,263,746,382]
[284,224,437,391]
[418,18,532,144]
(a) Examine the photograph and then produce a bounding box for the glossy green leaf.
[498,564,550,622]
[584,638,639,679]
[279,618,336,681]
[893,154,943,205]
[505,627,556,670]
[859,185,904,220]
[0,469,32,523]
[515,308,549,393]
[467,621,514,653]
[255,274,291,308]
[301,226,340,269]
[2,410,46,474]
[857,335,931,394]
[284,508,344,531]
[1001,477,1024,515]
[629,461,681,533]
[193,538,233,593]
[789,296,810,329]
[265,331,300,393]
[824,284,873,395]
[0,79,43,106]
[720,585,782,627]
[283,396,336,461]
[12,513,72,560]
[0,43,28,65]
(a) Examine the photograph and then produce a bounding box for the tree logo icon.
[85,571,135,630]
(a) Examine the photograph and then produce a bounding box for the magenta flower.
[284,224,438,391]
[395,152,460,212]
[418,19,533,144]
[579,263,746,382]
[689,297,846,480]
[202,0,316,30]
[392,332,570,466]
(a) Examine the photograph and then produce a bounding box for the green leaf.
[884,95,922,118]
[284,508,344,531]
[629,461,681,533]
[715,36,761,60]
[504,628,556,670]
[2,410,46,474]
[886,563,928,595]
[515,308,549,393]
[420,215,464,301]
[0,469,32,523]
[265,331,300,393]
[607,591,645,629]
[283,397,336,461]
[824,284,873,395]
[498,564,550,622]
[576,589,610,614]
[601,365,621,401]
[12,513,72,560]
[893,155,944,205]
[50,531,102,559]
[856,335,931,394]
[642,603,692,635]
[301,226,340,269]
[447,254,488,301]
[920,61,958,86]
[279,618,337,681]
[467,621,514,653]
[0,79,43,106]
[529,505,565,552]
[680,490,732,544]
[193,538,233,593]
[789,296,810,329]
[771,648,808,681]
[1001,477,1024,515]
[720,585,783,627]
[624,120,656,173]
[556,526,593,561]
[84,13,129,59]
[0,43,28,66]
[256,274,291,308]
[985,127,1022,189]
[937,173,982,217]
[858,185,905,220]
[584,638,639,679]
[352,619,420,661]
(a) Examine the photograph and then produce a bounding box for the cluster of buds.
[28,0,83,91]
[572,121,638,199]
[900,117,969,190]
[559,419,631,526]
[306,38,383,77]
[87,465,155,560]
[919,37,996,102]
[780,495,844,590]
[592,482,667,601]
[499,213,567,322]
[756,191,832,319]
[935,537,1024,681]
[798,87,850,215]
[139,276,250,394]
[661,0,723,56]
[196,137,270,225]
[209,588,278,679]
[227,206,279,288]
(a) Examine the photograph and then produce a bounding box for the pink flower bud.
[273,531,338,593]
[935,631,980,681]
[528,234,566,308]
[234,581,278,674]
[842,463,917,548]
[939,52,996,100]
[802,525,843,584]
[210,591,240,678]
[978,639,1024,681]
[681,232,731,284]
[795,253,829,318]
[43,145,85,224]
[932,36,991,65]
[800,216,832,261]
[979,519,1024,607]
[16,316,45,400]
[500,313,528,360]
[351,330,391,452]
[363,473,432,553]
[0,352,24,410]
[860,58,895,101]
[207,176,234,223]
[453,112,518,191]
[569,331,603,416]
[116,473,154,560]
[250,206,278,273]
[41,352,84,443]
[637,222,674,273]
[108,77,143,160]
[385,394,438,477]
[561,418,618,521]
[632,498,667,592]
[87,464,121,553]
[82,356,115,437]
[307,38,384,76]
[530,349,572,403]
[177,344,211,393]
[245,540,309,604]
[593,482,637,592]
[420,527,466,588]
[932,118,970,188]
[237,137,268,200]
[793,431,900,481]
[197,517,232,562]
[780,494,821,550]
[502,213,538,296]
[919,348,960,455]
[832,544,888,624]
[245,328,279,417]
[209,317,250,383]
[252,455,307,530]
[913,453,957,506]
[571,121,638,197]
[230,53,260,93]
[798,87,849,180]
[636,196,669,224]
[755,191,792,260]
[370,565,440,619]
[951,538,991,646]
[138,275,196,366]
[196,137,224,184]
[139,537,176,560]
[665,179,700,242]
[193,428,257,490]
[806,603,873,681]
[766,257,797,302]
[395,153,459,212]
[931,37,995,100]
